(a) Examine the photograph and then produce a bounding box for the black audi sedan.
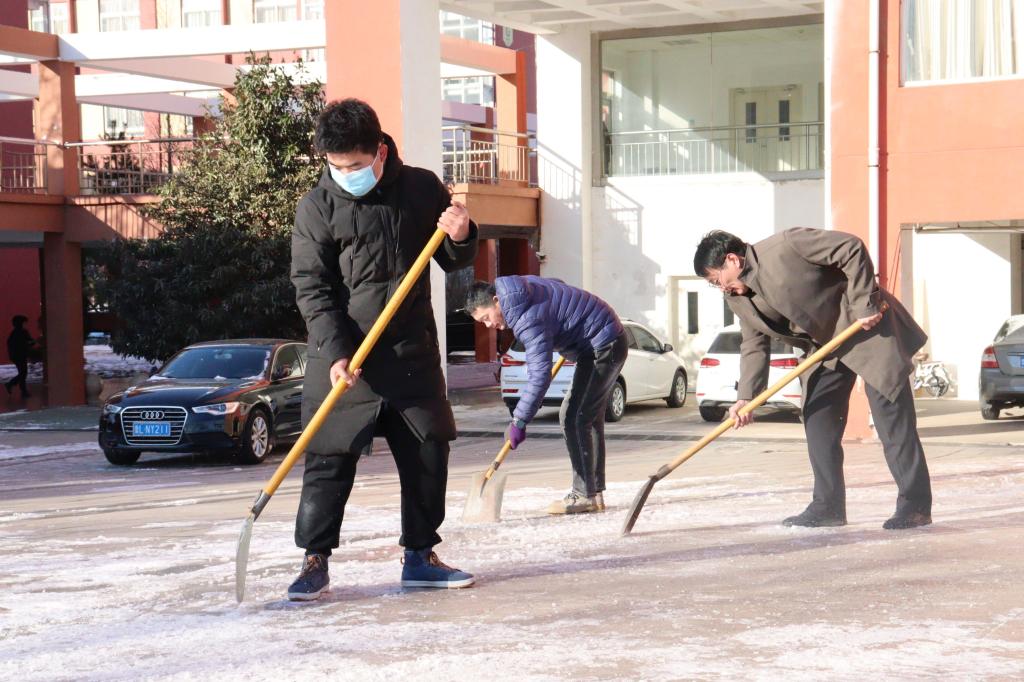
[98,339,306,466]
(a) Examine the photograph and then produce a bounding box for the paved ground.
[2,400,1023,680]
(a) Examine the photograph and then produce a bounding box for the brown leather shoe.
[883,512,932,530]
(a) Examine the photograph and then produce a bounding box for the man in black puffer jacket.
[287,99,478,601]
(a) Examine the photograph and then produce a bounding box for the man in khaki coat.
[693,228,932,529]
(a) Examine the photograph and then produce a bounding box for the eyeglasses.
[706,276,724,290]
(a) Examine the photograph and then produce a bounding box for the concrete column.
[37,56,86,405]
[43,233,85,406]
[325,0,449,368]
[473,239,497,362]
[37,60,81,196]
[535,26,593,289]
[828,0,875,439]
[495,51,528,183]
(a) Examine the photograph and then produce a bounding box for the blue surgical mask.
[329,150,381,197]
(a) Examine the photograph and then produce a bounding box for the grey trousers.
[559,332,629,497]
[802,361,932,518]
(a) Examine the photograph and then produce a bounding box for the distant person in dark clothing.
[6,315,35,398]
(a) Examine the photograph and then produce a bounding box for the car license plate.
[1011,354,1023,368]
[133,422,171,437]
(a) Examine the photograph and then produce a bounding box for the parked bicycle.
[911,352,952,398]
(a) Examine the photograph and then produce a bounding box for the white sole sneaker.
[287,584,329,601]
[401,576,475,589]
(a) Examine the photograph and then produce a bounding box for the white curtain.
[904,0,1024,82]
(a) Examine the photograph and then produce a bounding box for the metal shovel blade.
[235,513,255,603]
[461,470,509,523]
[621,476,659,536]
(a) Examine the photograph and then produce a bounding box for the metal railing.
[4,125,539,197]
[70,138,196,196]
[442,125,536,186]
[606,121,824,177]
[0,136,52,193]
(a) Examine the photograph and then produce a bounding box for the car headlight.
[103,404,122,415]
[192,402,241,415]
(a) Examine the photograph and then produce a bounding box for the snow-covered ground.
[0,344,154,383]
[1,436,1023,680]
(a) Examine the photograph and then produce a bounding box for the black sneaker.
[782,509,847,527]
[882,512,932,530]
[287,553,329,601]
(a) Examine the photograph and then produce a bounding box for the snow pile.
[0,344,154,382]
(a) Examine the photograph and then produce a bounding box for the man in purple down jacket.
[465,276,626,514]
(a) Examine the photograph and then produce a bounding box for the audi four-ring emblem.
[140,410,165,420]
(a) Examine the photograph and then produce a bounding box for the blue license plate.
[133,422,171,437]
[1011,355,1023,368]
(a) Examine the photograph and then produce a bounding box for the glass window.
[442,77,494,106]
[903,0,1024,84]
[182,0,221,27]
[303,0,323,19]
[272,345,303,380]
[624,326,638,350]
[723,299,735,326]
[630,326,662,353]
[686,291,699,334]
[300,0,325,60]
[50,2,69,33]
[99,0,140,32]
[102,106,146,138]
[439,11,493,45]
[28,0,48,32]
[254,0,297,23]
[28,0,69,33]
[600,23,823,176]
[159,347,271,380]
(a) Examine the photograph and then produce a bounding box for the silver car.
[979,314,1024,420]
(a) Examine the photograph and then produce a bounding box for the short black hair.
[11,314,27,327]
[315,98,382,155]
[464,281,497,314]
[693,230,747,276]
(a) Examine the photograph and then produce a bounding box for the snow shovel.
[234,227,450,603]
[621,304,888,536]
[461,356,568,523]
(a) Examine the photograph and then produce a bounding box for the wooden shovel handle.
[484,355,569,479]
[260,228,449,500]
[654,303,888,480]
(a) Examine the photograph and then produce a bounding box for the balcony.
[0,136,51,193]
[0,126,540,234]
[72,138,195,196]
[606,121,824,178]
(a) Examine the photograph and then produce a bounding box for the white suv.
[695,325,803,422]
[499,321,689,422]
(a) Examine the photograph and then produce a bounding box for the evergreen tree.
[96,56,324,361]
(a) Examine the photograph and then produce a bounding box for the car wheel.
[504,399,518,418]
[605,381,626,423]
[699,405,727,422]
[103,448,140,466]
[238,407,273,464]
[665,370,687,408]
[980,403,1001,420]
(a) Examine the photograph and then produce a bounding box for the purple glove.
[506,422,526,449]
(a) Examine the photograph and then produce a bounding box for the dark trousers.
[560,332,629,497]
[802,361,932,518]
[294,403,450,555]
[5,359,28,395]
